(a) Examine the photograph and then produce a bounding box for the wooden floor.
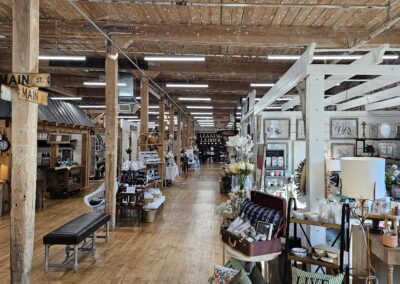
[0,164,225,283]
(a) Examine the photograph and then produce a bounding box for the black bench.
[43,212,111,272]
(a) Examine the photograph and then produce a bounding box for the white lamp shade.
[340,157,386,200]
[326,159,341,172]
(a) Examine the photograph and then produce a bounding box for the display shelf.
[288,255,340,270]
[264,176,285,179]
[289,218,342,230]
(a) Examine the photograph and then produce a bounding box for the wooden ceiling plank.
[280,0,306,27]
[291,0,318,26]
[301,0,332,26]
[261,0,280,26]
[271,0,292,26]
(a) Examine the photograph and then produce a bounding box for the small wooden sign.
[17,85,48,105]
[0,84,12,101]
[0,73,50,87]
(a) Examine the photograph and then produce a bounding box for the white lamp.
[326,159,341,172]
[340,157,386,200]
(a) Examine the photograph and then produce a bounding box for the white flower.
[246,163,255,172]
[394,170,400,177]
[391,176,396,181]
[239,161,246,170]
[392,165,398,170]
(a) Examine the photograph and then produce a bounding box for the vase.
[391,184,400,201]
[380,123,392,138]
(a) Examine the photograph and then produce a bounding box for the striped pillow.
[291,267,344,284]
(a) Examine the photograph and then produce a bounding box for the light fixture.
[50,97,82,101]
[255,98,261,101]
[237,106,242,109]
[265,106,282,110]
[136,96,141,100]
[194,116,213,119]
[149,105,159,109]
[118,116,139,119]
[166,83,208,88]
[149,112,160,115]
[276,98,292,101]
[128,119,141,122]
[79,105,106,109]
[191,112,213,115]
[268,54,399,60]
[39,55,86,61]
[197,120,214,123]
[83,82,127,87]
[178,97,211,101]
[236,112,241,115]
[250,83,275,87]
[186,106,213,109]
[144,56,205,62]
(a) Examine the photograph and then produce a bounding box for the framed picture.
[378,142,396,158]
[264,119,290,140]
[296,119,305,140]
[356,140,365,156]
[331,143,355,159]
[330,118,358,139]
[369,124,378,138]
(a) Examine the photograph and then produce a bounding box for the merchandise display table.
[165,165,179,181]
[223,243,281,283]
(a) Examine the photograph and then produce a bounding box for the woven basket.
[145,209,156,223]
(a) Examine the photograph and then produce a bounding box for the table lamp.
[340,157,386,222]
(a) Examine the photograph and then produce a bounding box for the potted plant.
[364,144,375,157]
[386,164,400,200]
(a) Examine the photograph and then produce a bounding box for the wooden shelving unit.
[283,198,351,283]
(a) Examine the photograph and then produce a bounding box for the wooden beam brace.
[307,64,400,76]
[365,96,400,111]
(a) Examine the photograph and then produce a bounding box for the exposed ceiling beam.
[365,96,400,111]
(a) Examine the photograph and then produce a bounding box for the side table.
[223,243,281,283]
[369,234,400,284]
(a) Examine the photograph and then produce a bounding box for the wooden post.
[81,131,90,187]
[104,53,118,230]
[181,116,186,149]
[50,144,58,167]
[176,112,182,174]
[169,107,175,153]
[159,98,165,187]
[140,76,149,148]
[304,74,326,245]
[10,0,39,282]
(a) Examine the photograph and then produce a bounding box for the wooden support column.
[176,112,182,173]
[169,107,175,153]
[81,131,90,187]
[104,53,118,230]
[10,0,39,282]
[50,144,58,167]
[140,76,149,148]
[304,74,326,245]
[182,116,187,149]
[159,99,165,187]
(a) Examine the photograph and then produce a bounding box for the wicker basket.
[145,209,156,223]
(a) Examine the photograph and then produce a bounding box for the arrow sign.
[17,85,48,105]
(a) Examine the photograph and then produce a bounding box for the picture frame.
[331,143,355,159]
[378,142,397,158]
[369,124,378,139]
[296,119,305,140]
[356,140,365,156]
[264,119,291,140]
[266,142,289,169]
[330,118,358,139]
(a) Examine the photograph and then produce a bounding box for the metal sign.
[17,85,48,105]
[0,73,50,87]
[0,84,12,101]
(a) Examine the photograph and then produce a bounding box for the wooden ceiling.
[1,0,400,124]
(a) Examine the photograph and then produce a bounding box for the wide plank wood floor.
[0,164,225,283]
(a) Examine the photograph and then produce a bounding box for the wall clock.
[0,134,10,151]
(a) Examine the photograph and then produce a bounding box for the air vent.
[47,133,71,144]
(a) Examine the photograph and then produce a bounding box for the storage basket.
[145,209,156,223]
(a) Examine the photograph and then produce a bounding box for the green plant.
[365,144,375,154]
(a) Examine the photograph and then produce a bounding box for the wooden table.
[369,234,400,284]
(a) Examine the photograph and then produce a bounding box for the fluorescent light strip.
[194,116,213,119]
[79,105,106,109]
[144,56,205,62]
[268,54,399,60]
[191,112,213,115]
[149,112,160,115]
[250,83,275,87]
[50,97,82,101]
[276,98,292,101]
[265,106,282,110]
[149,105,159,109]
[166,83,208,88]
[136,96,141,100]
[39,55,86,61]
[118,116,139,119]
[186,106,213,109]
[128,119,141,122]
[178,97,211,101]
[83,82,127,87]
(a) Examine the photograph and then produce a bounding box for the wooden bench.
[43,212,111,272]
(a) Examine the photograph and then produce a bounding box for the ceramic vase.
[380,123,392,138]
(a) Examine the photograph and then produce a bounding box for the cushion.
[89,197,103,206]
[213,265,239,284]
[239,199,283,237]
[291,267,344,284]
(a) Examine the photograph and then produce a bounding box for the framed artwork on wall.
[330,118,358,139]
[378,142,396,158]
[264,119,290,140]
[266,142,289,169]
[331,143,355,159]
[369,124,378,138]
[296,119,305,140]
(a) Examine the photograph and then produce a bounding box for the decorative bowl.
[308,213,319,221]
[292,247,308,258]
[314,248,326,257]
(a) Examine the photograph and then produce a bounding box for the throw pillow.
[213,265,239,284]
[291,267,344,284]
[89,197,103,206]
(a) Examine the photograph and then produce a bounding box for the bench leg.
[73,245,78,272]
[92,232,96,256]
[105,222,109,242]
[66,245,70,257]
[44,244,49,272]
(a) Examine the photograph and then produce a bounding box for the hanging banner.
[0,73,50,87]
[0,84,12,101]
[17,85,48,105]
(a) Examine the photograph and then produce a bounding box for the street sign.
[0,84,12,101]
[0,73,50,87]
[17,85,48,105]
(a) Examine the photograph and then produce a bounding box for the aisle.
[0,164,224,283]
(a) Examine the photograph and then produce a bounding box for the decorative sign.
[0,84,11,101]
[17,85,48,105]
[197,133,222,145]
[0,73,50,87]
